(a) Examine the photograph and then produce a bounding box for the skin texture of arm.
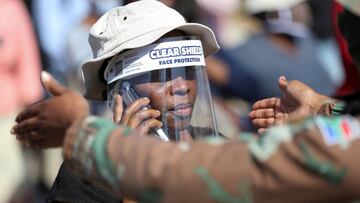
[64,114,360,203]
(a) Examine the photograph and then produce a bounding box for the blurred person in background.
[65,0,122,115]
[31,0,91,83]
[307,0,345,89]
[0,0,42,202]
[209,0,342,103]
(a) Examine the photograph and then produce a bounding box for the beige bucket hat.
[81,0,220,100]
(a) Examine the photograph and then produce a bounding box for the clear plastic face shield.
[105,36,219,142]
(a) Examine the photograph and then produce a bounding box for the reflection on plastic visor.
[129,66,197,84]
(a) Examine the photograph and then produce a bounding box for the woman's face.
[132,67,197,133]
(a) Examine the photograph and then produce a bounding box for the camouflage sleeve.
[64,115,360,203]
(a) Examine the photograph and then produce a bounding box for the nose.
[170,77,190,96]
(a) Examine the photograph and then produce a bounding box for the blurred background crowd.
[1,0,360,202]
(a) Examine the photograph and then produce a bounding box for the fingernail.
[41,71,51,83]
[280,76,287,81]
[143,97,150,102]
[11,128,15,134]
[155,110,161,115]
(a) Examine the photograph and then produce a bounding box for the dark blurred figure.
[332,2,360,96]
[308,0,334,39]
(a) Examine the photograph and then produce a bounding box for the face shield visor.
[104,36,219,142]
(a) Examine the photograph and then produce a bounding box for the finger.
[274,112,285,121]
[258,128,266,134]
[127,109,161,128]
[113,94,123,123]
[138,119,163,135]
[278,76,289,93]
[16,134,26,141]
[121,97,150,124]
[274,118,284,125]
[27,131,42,142]
[248,110,255,119]
[41,71,66,96]
[12,117,41,134]
[28,139,46,149]
[15,103,41,122]
[21,139,31,147]
[249,108,275,119]
[252,97,278,110]
[252,118,275,128]
[16,131,41,141]
[16,131,42,142]
[275,96,281,109]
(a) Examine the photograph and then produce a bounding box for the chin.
[167,117,191,132]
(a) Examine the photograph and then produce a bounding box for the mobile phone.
[121,81,169,142]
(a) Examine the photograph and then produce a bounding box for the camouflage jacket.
[64,115,360,203]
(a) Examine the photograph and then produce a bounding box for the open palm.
[249,76,328,134]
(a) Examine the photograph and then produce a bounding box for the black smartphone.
[121,81,169,141]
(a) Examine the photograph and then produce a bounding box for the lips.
[170,103,193,117]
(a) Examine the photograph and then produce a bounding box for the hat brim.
[82,23,220,101]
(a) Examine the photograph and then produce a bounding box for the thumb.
[278,76,288,93]
[41,71,66,96]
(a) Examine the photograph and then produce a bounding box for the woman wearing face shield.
[104,33,220,142]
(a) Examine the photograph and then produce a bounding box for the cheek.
[135,83,166,110]
[188,80,197,98]
[135,80,197,109]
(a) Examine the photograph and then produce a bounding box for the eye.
[123,16,127,21]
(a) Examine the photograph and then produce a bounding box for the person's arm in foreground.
[64,113,360,203]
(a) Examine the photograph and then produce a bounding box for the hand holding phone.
[121,81,169,142]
